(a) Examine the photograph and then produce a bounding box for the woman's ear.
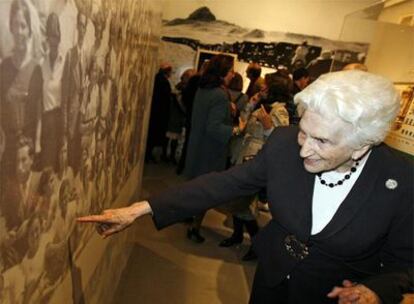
[352,144,371,161]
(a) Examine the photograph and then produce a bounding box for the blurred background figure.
[306,50,333,82]
[145,63,172,163]
[228,72,249,115]
[165,69,195,164]
[291,40,309,67]
[176,64,207,175]
[184,54,244,243]
[292,67,310,96]
[220,72,290,261]
[245,62,264,98]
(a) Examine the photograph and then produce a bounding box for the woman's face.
[297,110,364,173]
[10,9,30,52]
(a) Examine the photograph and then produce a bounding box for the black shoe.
[187,228,205,243]
[242,247,257,261]
[219,237,243,247]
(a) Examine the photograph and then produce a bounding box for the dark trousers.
[232,216,259,241]
[177,126,190,173]
[40,108,63,171]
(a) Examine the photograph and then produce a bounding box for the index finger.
[77,214,111,223]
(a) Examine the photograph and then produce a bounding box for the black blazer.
[149,126,413,303]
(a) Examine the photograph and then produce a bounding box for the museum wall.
[340,0,413,82]
[0,0,162,303]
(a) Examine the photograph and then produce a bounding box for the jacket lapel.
[288,142,315,240]
[312,147,382,240]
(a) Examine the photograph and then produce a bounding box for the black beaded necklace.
[316,161,360,188]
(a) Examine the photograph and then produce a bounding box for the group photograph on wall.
[0,0,160,302]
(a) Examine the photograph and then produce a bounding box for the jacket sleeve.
[148,136,270,229]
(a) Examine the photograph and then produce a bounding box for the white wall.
[341,0,414,82]
[380,0,414,23]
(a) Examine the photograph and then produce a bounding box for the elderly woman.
[79,70,413,303]
[184,55,245,242]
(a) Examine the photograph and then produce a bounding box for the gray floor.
[113,163,270,304]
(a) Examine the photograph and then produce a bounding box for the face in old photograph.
[39,168,56,198]
[77,12,87,46]
[16,141,34,184]
[46,13,60,51]
[93,15,104,46]
[9,1,31,53]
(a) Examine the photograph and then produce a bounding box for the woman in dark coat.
[183,54,245,242]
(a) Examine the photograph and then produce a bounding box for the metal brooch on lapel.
[385,179,398,190]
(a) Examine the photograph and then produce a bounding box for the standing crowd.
[145,56,312,260]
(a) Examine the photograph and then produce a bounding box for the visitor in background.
[176,63,208,175]
[221,73,290,261]
[165,69,195,164]
[184,54,245,243]
[145,63,172,163]
[245,62,265,98]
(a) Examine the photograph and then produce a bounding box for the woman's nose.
[299,138,313,158]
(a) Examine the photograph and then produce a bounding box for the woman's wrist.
[130,201,153,219]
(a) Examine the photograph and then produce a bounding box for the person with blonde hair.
[79,70,413,303]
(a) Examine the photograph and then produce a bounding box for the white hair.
[294,70,400,148]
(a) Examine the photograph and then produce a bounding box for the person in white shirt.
[40,13,65,171]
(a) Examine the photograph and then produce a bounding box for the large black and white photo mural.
[0,0,161,302]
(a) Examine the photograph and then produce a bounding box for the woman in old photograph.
[0,0,43,177]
